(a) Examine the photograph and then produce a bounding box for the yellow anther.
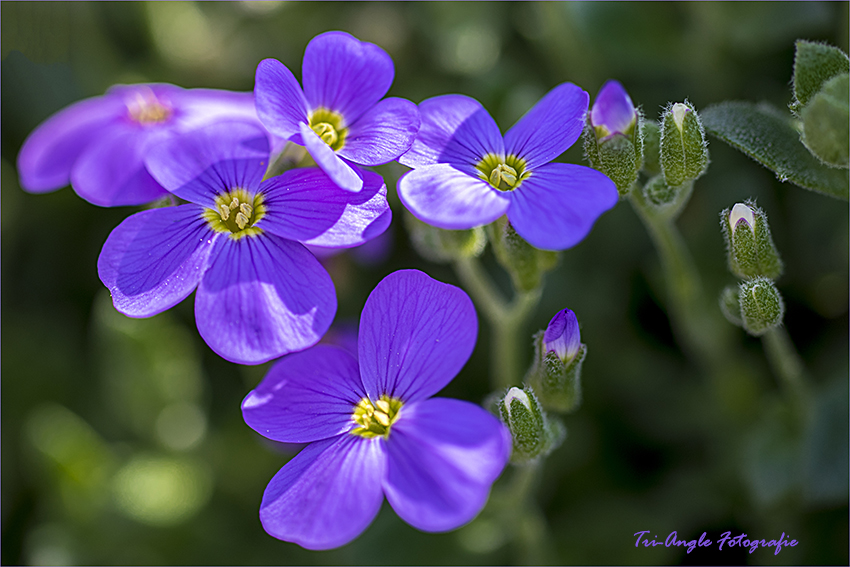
[489,163,518,189]
[374,411,391,427]
[311,122,338,147]
[235,212,249,230]
[375,399,391,413]
[219,204,230,221]
[229,198,240,210]
[240,203,253,217]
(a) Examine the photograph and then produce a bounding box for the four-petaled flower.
[254,31,420,193]
[98,120,391,364]
[242,269,511,550]
[397,85,619,250]
[18,83,268,207]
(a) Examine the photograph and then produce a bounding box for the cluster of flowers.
[18,31,620,549]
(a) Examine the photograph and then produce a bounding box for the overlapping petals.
[18,83,269,207]
[255,31,419,192]
[242,270,510,549]
[99,121,390,364]
[398,87,618,251]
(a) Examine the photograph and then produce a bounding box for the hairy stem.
[762,326,810,413]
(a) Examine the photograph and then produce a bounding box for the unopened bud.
[543,309,581,363]
[660,101,709,187]
[487,217,558,293]
[498,386,565,464]
[739,277,785,336]
[641,120,662,177]
[719,285,743,327]
[721,202,783,280]
[525,312,587,413]
[404,211,486,263]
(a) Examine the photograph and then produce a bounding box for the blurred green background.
[2,2,848,565]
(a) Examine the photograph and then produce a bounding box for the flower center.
[126,88,172,125]
[203,188,266,239]
[308,108,347,151]
[350,395,403,439]
[476,153,530,191]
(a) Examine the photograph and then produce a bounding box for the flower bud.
[643,174,678,208]
[498,386,565,464]
[719,285,743,327]
[641,120,662,177]
[584,80,643,195]
[486,217,558,293]
[660,101,709,187]
[405,211,486,263]
[525,311,587,413]
[720,202,783,280]
[739,277,785,336]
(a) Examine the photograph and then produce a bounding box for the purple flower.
[543,309,581,363]
[17,83,269,207]
[254,31,420,193]
[590,80,637,141]
[397,85,618,251]
[97,120,391,364]
[242,270,511,550]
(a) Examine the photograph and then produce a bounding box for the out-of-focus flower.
[242,270,510,549]
[397,86,618,251]
[255,31,419,192]
[17,84,268,207]
[98,120,391,364]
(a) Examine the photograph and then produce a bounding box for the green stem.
[502,464,556,565]
[454,256,541,390]
[762,326,810,411]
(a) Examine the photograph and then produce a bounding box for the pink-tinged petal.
[70,123,170,207]
[507,163,618,251]
[504,83,588,169]
[17,95,125,193]
[383,398,511,532]
[255,58,310,140]
[399,94,504,174]
[260,434,386,550]
[195,234,336,365]
[358,270,477,402]
[258,167,390,248]
[302,31,394,124]
[337,97,419,166]
[398,164,509,230]
[97,205,219,317]
[299,122,363,192]
[242,345,365,443]
[145,121,270,208]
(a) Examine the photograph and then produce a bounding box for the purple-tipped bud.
[591,80,637,141]
[728,203,755,232]
[543,309,581,363]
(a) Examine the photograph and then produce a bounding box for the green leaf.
[701,101,849,200]
[791,40,850,114]
[800,73,850,168]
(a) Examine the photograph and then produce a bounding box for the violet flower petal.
[254,58,310,140]
[399,94,504,175]
[302,31,394,125]
[70,123,170,207]
[144,121,270,208]
[260,434,386,550]
[242,345,365,443]
[169,88,263,131]
[195,234,336,365]
[397,164,509,230]
[590,80,635,137]
[97,205,219,317]
[504,82,588,170]
[543,308,581,362]
[507,162,618,250]
[358,270,477,403]
[299,122,363,192]
[383,398,511,532]
[337,97,420,166]
[259,167,390,248]
[17,95,125,193]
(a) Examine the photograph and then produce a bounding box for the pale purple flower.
[397,85,618,250]
[17,83,269,207]
[97,120,391,364]
[254,31,420,193]
[590,80,637,141]
[242,270,511,550]
[543,308,581,363]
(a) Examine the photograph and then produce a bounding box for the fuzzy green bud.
[498,386,565,464]
[641,120,662,177]
[643,174,678,208]
[487,217,558,293]
[739,277,785,336]
[721,202,783,280]
[660,101,709,187]
[404,212,486,263]
[525,312,587,414]
[800,73,849,168]
[719,285,743,327]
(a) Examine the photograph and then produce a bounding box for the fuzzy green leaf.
[701,101,849,200]
[791,40,850,114]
